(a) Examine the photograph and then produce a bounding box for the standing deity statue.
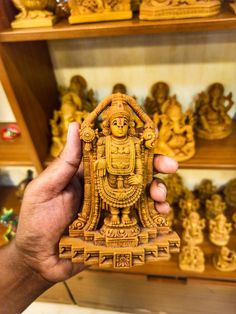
[59,93,180,268]
[209,214,232,246]
[195,83,234,140]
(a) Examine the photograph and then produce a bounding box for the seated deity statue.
[209,214,232,246]
[179,244,205,273]
[144,82,170,118]
[182,212,205,245]
[195,83,234,140]
[213,246,236,272]
[179,191,200,220]
[205,194,226,220]
[50,75,97,157]
[59,93,180,269]
[153,95,195,162]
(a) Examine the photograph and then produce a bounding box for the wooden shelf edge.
[1,9,236,42]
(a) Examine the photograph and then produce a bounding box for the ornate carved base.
[68,11,132,24]
[59,230,180,269]
[196,125,232,140]
[11,16,57,29]
[139,2,220,21]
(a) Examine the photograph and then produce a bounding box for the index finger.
[154,155,178,174]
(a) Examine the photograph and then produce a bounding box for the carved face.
[110,117,129,138]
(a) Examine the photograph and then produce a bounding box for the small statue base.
[68,11,132,24]
[11,15,57,29]
[59,230,179,268]
[139,2,220,21]
[196,125,232,140]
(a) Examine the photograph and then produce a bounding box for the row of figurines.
[49,75,235,161]
[164,174,236,273]
[10,0,236,28]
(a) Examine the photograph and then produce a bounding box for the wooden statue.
[59,93,180,269]
[50,75,97,158]
[182,212,205,245]
[153,96,195,162]
[139,0,221,21]
[179,244,205,273]
[164,173,185,205]
[213,246,236,272]
[11,0,57,28]
[205,194,226,220]
[224,178,236,208]
[144,82,170,118]
[179,191,200,220]
[209,214,232,247]
[112,83,127,94]
[195,178,217,206]
[68,0,132,24]
[195,83,234,140]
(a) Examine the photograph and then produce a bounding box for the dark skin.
[0,122,178,314]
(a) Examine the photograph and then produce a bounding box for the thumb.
[35,122,82,195]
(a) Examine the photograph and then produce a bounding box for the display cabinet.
[0,0,235,311]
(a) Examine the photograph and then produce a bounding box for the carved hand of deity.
[128,174,142,185]
[94,158,106,177]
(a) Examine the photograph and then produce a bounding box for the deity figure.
[179,191,200,220]
[209,214,232,246]
[59,93,180,269]
[112,83,127,94]
[195,83,234,140]
[205,194,226,220]
[182,212,205,245]
[179,244,205,273]
[11,0,57,28]
[164,173,186,206]
[213,246,236,272]
[195,179,217,206]
[144,82,170,118]
[50,75,97,157]
[153,96,195,162]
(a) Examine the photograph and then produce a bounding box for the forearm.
[0,241,53,314]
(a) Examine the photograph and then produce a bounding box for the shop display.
[11,0,57,28]
[50,75,98,157]
[144,82,170,118]
[213,246,236,272]
[16,169,34,200]
[179,244,205,273]
[205,194,226,220]
[224,178,236,208]
[195,83,234,140]
[153,95,195,162]
[68,0,132,24]
[139,0,221,21]
[182,212,205,245]
[59,93,180,269]
[209,214,232,246]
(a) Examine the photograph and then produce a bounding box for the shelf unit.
[0,0,236,308]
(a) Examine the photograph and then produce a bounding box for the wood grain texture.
[0,42,59,173]
[180,121,236,169]
[0,123,32,166]
[1,10,236,42]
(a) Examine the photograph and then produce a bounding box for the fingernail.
[157,183,167,197]
[67,123,74,141]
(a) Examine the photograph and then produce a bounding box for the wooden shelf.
[0,123,32,166]
[179,121,236,169]
[0,186,20,246]
[1,9,236,42]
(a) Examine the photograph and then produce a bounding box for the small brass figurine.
[11,0,57,28]
[139,0,221,21]
[195,83,234,140]
[209,214,232,247]
[213,246,236,272]
[68,0,132,24]
[179,244,205,273]
[182,212,205,245]
[153,96,195,162]
[144,82,170,118]
[179,191,200,220]
[205,194,226,220]
[59,93,180,269]
[50,75,97,158]
[195,179,217,205]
